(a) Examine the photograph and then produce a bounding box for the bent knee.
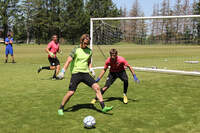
[92,83,100,90]
[68,90,75,96]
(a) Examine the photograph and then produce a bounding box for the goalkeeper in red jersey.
[91,48,139,104]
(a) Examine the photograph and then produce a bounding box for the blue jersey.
[5,37,14,55]
[5,37,13,48]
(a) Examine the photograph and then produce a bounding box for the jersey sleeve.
[122,57,129,66]
[69,46,78,59]
[104,58,110,69]
[5,38,9,43]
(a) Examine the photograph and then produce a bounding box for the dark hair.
[7,34,11,37]
[52,34,57,39]
[80,34,90,44]
[110,49,118,55]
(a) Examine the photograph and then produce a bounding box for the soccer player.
[57,34,113,116]
[5,34,15,63]
[91,48,139,104]
[37,35,61,79]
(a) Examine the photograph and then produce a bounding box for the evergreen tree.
[0,0,19,40]
[64,0,87,44]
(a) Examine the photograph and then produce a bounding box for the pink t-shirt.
[47,41,59,57]
[104,56,129,72]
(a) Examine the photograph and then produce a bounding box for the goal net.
[90,15,200,76]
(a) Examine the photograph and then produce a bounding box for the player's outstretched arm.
[45,46,55,58]
[127,65,140,83]
[63,56,73,71]
[96,68,107,82]
[88,58,96,77]
[57,56,73,79]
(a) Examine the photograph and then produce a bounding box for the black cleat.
[12,60,16,63]
[37,67,42,73]
[52,76,60,80]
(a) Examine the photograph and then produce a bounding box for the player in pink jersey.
[37,35,61,80]
[91,49,139,104]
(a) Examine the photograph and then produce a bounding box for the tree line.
[0,0,200,45]
[0,0,121,44]
[121,0,200,44]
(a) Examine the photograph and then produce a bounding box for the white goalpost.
[90,15,200,76]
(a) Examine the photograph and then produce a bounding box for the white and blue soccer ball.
[83,116,96,128]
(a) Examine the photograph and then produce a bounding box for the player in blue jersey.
[5,34,16,63]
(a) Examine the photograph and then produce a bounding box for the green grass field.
[0,44,200,133]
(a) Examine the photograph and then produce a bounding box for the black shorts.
[104,70,128,88]
[48,57,60,66]
[69,72,96,91]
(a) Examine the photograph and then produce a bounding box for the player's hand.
[49,52,55,58]
[89,68,95,78]
[95,77,100,83]
[58,50,63,55]
[133,74,140,83]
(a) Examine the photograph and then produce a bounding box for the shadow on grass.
[64,103,113,115]
[39,77,66,81]
[104,97,139,103]
[84,126,96,129]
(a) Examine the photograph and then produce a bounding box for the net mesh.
[93,17,200,45]
[91,17,200,75]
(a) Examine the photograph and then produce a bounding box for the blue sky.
[112,0,194,16]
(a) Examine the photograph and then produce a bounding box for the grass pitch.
[0,44,200,133]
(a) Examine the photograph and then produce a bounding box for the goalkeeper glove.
[61,68,65,73]
[95,77,100,83]
[133,74,140,83]
[57,68,65,79]
[49,52,55,58]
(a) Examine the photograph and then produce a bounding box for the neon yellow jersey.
[69,46,92,74]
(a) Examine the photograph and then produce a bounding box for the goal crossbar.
[91,15,200,21]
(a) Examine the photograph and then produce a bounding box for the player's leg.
[5,47,9,63]
[10,47,15,63]
[37,57,55,73]
[82,73,113,113]
[118,71,129,104]
[58,90,75,115]
[52,58,60,79]
[91,72,117,104]
[58,73,81,115]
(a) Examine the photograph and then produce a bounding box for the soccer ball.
[83,116,96,128]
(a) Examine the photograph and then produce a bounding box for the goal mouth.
[90,15,200,76]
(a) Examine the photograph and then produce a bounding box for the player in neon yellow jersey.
[58,34,113,115]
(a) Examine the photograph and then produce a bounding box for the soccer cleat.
[58,109,64,116]
[123,95,128,104]
[12,60,16,63]
[52,76,60,80]
[102,106,113,113]
[37,67,42,73]
[90,99,96,104]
